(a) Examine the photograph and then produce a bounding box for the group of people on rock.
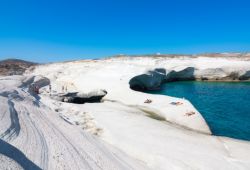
[29,84,68,95]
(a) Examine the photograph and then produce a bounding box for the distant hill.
[0,59,37,76]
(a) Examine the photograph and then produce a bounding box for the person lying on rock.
[185,111,195,116]
[170,101,183,106]
[144,99,152,103]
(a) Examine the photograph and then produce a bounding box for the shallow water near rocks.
[148,81,250,141]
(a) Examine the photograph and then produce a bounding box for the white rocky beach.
[1,54,250,170]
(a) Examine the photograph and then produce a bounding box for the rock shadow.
[0,99,21,141]
[239,70,250,80]
[0,139,42,170]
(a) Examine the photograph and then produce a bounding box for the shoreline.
[136,80,250,93]
[144,80,250,140]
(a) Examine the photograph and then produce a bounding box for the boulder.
[166,67,196,81]
[59,89,107,104]
[129,68,166,91]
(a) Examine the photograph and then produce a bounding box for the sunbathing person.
[144,99,152,103]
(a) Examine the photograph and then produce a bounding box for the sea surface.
[148,81,250,141]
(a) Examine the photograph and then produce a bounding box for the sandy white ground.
[1,56,250,169]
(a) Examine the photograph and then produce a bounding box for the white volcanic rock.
[1,55,250,170]
[77,89,107,98]
[0,76,147,170]
[30,56,250,133]
[32,59,211,133]
[62,101,250,170]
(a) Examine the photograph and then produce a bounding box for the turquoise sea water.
[148,81,250,141]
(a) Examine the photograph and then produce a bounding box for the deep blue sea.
[148,81,250,141]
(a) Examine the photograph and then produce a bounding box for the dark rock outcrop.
[129,67,196,91]
[55,89,108,104]
[239,71,250,80]
[129,68,166,91]
[166,67,195,82]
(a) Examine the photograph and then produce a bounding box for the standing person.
[62,85,64,93]
[65,86,67,92]
[49,84,52,95]
[35,85,39,94]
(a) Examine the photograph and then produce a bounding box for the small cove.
[148,81,250,141]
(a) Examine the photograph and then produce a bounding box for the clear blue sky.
[0,0,250,62]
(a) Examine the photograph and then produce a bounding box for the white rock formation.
[1,55,250,169]
[0,76,147,170]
